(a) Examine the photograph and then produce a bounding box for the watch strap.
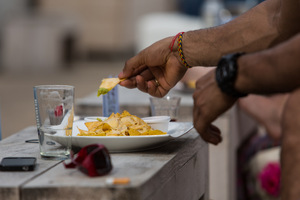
[216,53,248,98]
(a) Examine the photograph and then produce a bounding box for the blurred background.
[0,1,269,200]
[0,0,262,139]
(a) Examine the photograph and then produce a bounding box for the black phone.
[0,157,36,171]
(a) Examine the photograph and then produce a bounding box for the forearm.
[181,0,282,66]
[236,33,300,94]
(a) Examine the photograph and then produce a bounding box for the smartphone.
[0,157,36,171]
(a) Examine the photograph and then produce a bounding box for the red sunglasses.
[64,144,113,177]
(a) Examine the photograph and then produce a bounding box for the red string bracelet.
[177,32,192,69]
[169,32,184,51]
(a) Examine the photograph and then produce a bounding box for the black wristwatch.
[216,52,248,98]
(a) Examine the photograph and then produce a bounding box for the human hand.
[118,37,187,97]
[193,69,237,145]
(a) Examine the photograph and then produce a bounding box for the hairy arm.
[179,0,300,67]
[236,33,300,94]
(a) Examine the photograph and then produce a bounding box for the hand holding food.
[97,78,125,96]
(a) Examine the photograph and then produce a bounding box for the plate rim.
[49,120,193,152]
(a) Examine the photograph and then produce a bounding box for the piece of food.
[97,78,124,96]
[77,110,167,136]
[65,109,74,136]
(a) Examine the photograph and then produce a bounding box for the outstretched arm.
[182,0,300,66]
[119,0,300,97]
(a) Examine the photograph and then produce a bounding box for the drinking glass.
[150,96,181,121]
[33,85,74,160]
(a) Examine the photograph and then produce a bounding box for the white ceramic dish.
[84,116,170,132]
[47,120,193,152]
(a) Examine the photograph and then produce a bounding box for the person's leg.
[281,88,300,199]
[238,94,289,140]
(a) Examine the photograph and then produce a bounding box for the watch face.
[218,57,232,83]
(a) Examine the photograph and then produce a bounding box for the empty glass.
[33,85,74,160]
[150,96,181,121]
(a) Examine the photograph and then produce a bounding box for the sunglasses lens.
[64,144,113,177]
[92,148,112,175]
[86,145,98,154]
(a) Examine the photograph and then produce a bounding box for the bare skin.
[119,37,187,97]
[281,89,300,199]
[119,0,300,198]
[238,94,289,141]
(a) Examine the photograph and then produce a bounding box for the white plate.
[48,120,193,152]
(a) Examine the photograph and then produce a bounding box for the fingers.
[192,72,224,145]
[119,66,151,89]
[119,53,147,79]
[119,78,137,89]
[119,66,167,97]
[124,70,155,93]
[147,79,165,97]
[118,38,180,97]
[193,118,222,145]
[207,124,222,144]
[137,76,165,97]
[136,75,149,93]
